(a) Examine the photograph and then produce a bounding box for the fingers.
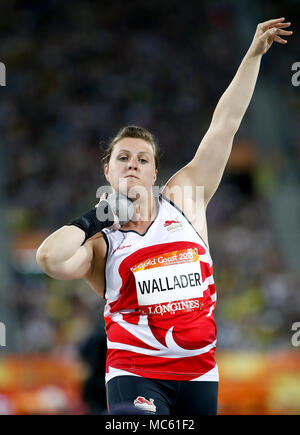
[274,29,293,44]
[275,28,293,36]
[274,35,288,44]
[275,28,293,43]
[276,29,292,44]
[95,192,108,208]
[258,17,285,31]
[263,24,293,44]
[269,21,291,29]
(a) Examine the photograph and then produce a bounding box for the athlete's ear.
[153,169,158,185]
[104,163,110,182]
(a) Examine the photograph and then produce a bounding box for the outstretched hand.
[249,18,293,56]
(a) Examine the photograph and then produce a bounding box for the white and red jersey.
[102,196,218,383]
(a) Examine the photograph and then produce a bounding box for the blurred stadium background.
[0,0,299,414]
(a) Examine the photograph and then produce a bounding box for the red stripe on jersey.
[106,318,159,351]
[106,347,216,381]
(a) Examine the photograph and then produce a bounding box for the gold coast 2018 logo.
[0,322,6,347]
[0,62,6,87]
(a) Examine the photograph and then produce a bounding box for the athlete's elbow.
[36,247,58,276]
[211,113,241,137]
[36,247,48,268]
[36,255,66,280]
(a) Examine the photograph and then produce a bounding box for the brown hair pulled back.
[102,125,160,169]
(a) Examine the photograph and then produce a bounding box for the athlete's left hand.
[248,18,293,56]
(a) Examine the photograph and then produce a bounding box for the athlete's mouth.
[125,175,139,179]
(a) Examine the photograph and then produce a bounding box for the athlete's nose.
[128,157,138,171]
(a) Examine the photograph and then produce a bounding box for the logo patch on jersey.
[163,219,183,232]
[112,244,132,254]
[134,396,156,413]
[131,248,203,315]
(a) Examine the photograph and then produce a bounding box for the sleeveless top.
[102,195,218,383]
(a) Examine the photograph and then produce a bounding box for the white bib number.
[131,248,203,312]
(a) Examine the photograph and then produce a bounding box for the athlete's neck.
[132,193,157,224]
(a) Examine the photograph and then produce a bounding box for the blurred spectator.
[78,317,107,415]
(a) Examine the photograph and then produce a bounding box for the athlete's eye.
[119,156,128,161]
[139,158,148,164]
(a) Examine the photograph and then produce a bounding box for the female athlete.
[36,18,292,415]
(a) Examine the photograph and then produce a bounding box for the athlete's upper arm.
[165,123,235,206]
[188,123,234,204]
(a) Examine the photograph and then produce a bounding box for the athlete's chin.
[125,176,143,184]
[118,177,150,198]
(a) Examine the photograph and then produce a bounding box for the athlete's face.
[104,138,157,198]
